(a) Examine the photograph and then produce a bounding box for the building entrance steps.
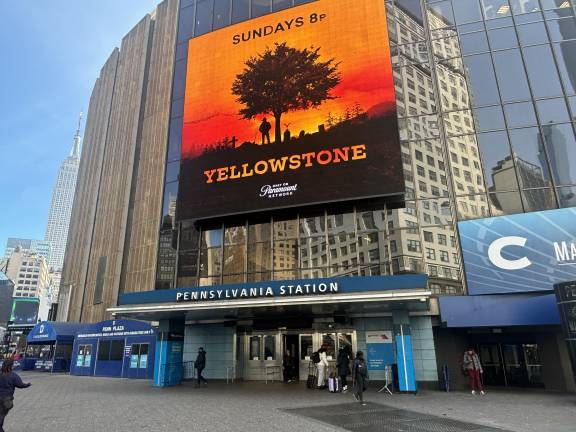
[7,373,576,432]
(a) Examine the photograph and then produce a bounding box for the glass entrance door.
[477,343,544,388]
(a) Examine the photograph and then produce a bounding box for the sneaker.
[342,385,348,391]
[480,390,485,395]
[471,390,476,395]
[361,403,367,406]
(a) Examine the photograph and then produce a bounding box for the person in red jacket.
[463,348,485,395]
[0,358,31,432]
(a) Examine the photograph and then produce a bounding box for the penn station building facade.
[58,0,576,391]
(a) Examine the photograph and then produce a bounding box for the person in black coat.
[336,347,351,392]
[194,347,207,387]
[352,351,368,405]
[0,358,31,432]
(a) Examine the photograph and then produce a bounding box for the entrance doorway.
[237,330,356,382]
[478,343,543,387]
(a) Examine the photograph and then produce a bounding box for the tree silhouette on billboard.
[232,42,341,144]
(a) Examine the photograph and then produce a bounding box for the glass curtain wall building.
[157,0,576,294]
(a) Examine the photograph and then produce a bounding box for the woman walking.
[0,358,31,432]
[352,351,368,405]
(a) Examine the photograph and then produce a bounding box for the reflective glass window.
[299,213,326,237]
[453,0,483,24]
[489,191,524,214]
[195,0,214,36]
[523,45,564,98]
[508,127,552,188]
[546,18,576,42]
[177,6,195,43]
[484,16,514,29]
[460,32,490,55]
[327,211,356,235]
[248,242,271,272]
[536,98,571,124]
[428,1,455,27]
[517,22,549,45]
[264,336,275,360]
[272,0,291,11]
[481,0,511,20]
[521,188,557,212]
[224,224,246,245]
[492,49,531,102]
[250,336,261,360]
[251,0,271,17]
[568,96,576,120]
[248,221,271,242]
[273,240,298,271]
[514,11,544,23]
[299,237,327,269]
[503,102,538,127]
[477,131,516,190]
[165,161,180,183]
[180,221,200,250]
[557,186,576,207]
[510,0,540,14]
[463,54,501,106]
[487,27,518,50]
[474,106,506,131]
[167,117,182,162]
[232,0,250,23]
[213,0,231,29]
[541,123,576,185]
[223,244,246,275]
[553,41,576,94]
[199,248,222,276]
[541,0,574,11]
[161,181,178,223]
[273,218,298,239]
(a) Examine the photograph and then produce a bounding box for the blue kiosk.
[25,321,86,372]
[70,319,156,379]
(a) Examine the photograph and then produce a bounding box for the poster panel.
[178,0,402,220]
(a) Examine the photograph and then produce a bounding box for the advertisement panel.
[9,298,40,325]
[366,331,394,371]
[458,208,576,295]
[178,0,402,220]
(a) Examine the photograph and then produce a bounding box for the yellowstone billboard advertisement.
[178,0,403,220]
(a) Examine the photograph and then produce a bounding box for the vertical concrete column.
[392,310,417,392]
[153,318,185,387]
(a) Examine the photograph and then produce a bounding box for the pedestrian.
[194,347,207,387]
[0,358,31,432]
[316,347,329,389]
[336,346,351,392]
[463,348,485,395]
[259,118,271,145]
[352,351,368,405]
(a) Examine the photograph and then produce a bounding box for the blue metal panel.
[119,274,429,305]
[27,321,87,344]
[395,325,417,392]
[458,208,576,295]
[439,294,561,328]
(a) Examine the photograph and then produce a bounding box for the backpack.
[311,351,320,364]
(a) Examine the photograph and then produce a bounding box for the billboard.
[458,208,576,295]
[177,0,402,220]
[9,298,40,325]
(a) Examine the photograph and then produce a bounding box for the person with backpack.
[336,346,351,392]
[194,347,207,387]
[315,347,329,389]
[352,351,368,405]
[0,358,31,432]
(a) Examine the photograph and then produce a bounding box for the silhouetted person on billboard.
[259,118,271,145]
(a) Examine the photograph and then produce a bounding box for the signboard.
[118,274,428,305]
[458,208,576,295]
[177,0,402,220]
[9,298,39,325]
[366,331,394,370]
[76,319,155,339]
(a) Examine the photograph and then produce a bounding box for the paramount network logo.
[487,236,576,270]
[259,182,298,198]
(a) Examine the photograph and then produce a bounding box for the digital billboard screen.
[458,208,576,295]
[177,0,403,221]
[10,298,39,325]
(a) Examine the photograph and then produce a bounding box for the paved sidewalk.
[4,373,575,432]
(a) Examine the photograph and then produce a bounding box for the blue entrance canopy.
[27,321,87,344]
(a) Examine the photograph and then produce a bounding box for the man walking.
[195,347,207,387]
[463,347,485,395]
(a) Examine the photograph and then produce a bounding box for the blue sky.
[0,0,161,252]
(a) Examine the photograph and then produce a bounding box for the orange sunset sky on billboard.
[182,0,395,159]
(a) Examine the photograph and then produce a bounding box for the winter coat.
[336,349,351,376]
[194,351,206,369]
[352,358,368,392]
[318,351,329,367]
[0,372,30,397]
[462,351,482,373]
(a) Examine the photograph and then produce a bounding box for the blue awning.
[439,293,561,328]
[27,321,87,344]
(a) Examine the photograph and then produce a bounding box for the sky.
[0,0,161,252]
